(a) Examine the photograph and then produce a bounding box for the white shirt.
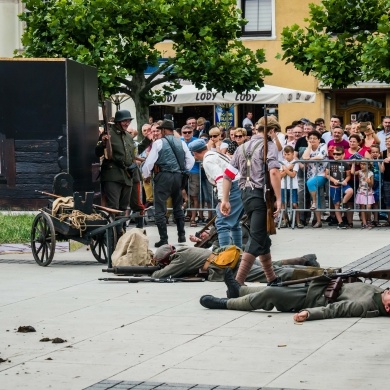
[141,138,195,179]
[377,130,390,152]
[322,131,348,144]
[202,151,238,200]
[280,159,299,189]
[242,117,253,127]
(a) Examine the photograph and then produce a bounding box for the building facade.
[2,0,390,129]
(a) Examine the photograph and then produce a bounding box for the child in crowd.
[369,144,382,226]
[325,146,353,229]
[380,135,390,226]
[351,161,375,228]
[279,145,301,228]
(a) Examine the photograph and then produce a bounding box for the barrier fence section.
[151,159,388,228]
[279,158,386,229]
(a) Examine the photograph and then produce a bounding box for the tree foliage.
[279,0,390,89]
[19,0,271,126]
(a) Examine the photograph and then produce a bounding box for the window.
[241,0,274,37]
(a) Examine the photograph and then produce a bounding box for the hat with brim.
[157,119,174,130]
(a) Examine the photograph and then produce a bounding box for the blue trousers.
[215,181,244,247]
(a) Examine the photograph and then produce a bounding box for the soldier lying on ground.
[151,244,337,283]
[200,269,390,321]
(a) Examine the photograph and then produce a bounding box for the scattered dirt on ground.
[45,357,53,361]
[0,358,7,363]
[40,338,51,342]
[51,338,67,344]
[17,326,36,333]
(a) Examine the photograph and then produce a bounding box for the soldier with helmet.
[95,109,138,224]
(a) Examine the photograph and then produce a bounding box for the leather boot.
[224,268,241,298]
[176,218,186,243]
[135,217,144,229]
[281,254,319,268]
[155,223,168,248]
[200,295,228,310]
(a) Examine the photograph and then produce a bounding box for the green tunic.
[96,124,135,186]
[227,276,387,320]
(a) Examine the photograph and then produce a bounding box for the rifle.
[99,276,205,283]
[35,190,123,215]
[194,215,218,248]
[100,91,113,160]
[276,268,390,287]
[263,113,277,235]
[102,266,160,275]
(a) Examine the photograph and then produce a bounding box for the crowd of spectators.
[123,113,390,231]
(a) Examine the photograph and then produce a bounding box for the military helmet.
[114,109,133,122]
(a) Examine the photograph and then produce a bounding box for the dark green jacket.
[96,124,135,186]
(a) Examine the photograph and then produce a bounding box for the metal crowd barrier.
[279,158,386,229]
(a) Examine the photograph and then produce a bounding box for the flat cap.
[157,119,174,130]
[188,139,208,153]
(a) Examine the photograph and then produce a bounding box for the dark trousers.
[153,172,184,225]
[102,181,132,211]
[242,187,271,257]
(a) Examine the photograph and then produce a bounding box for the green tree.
[278,0,390,89]
[19,0,271,127]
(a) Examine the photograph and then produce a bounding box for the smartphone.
[360,122,369,132]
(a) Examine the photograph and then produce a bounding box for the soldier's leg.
[273,254,319,268]
[171,173,186,242]
[228,286,308,312]
[129,181,145,229]
[153,173,172,247]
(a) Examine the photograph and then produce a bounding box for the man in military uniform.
[142,119,195,247]
[221,117,281,286]
[95,109,136,217]
[200,273,390,321]
[151,244,332,283]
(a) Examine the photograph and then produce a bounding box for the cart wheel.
[90,212,117,264]
[31,212,56,266]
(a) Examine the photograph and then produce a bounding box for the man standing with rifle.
[221,117,281,286]
[95,110,136,225]
[200,269,390,321]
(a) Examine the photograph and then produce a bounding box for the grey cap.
[189,139,208,153]
[157,119,174,130]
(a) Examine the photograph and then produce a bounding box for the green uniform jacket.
[304,277,387,320]
[95,124,135,186]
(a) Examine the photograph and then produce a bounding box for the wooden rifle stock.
[35,190,123,214]
[194,215,218,248]
[263,114,277,235]
[100,91,112,160]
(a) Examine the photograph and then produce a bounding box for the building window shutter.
[242,0,273,37]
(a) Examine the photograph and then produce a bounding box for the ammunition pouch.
[324,277,343,303]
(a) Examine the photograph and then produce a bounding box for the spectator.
[242,111,253,128]
[301,130,328,228]
[369,144,382,226]
[279,145,301,228]
[351,161,375,228]
[380,135,390,226]
[327,126,349,159]
[227,128,246,156]
[186,116,198,137]
[285,125,296,147]
[181,124,201,227]
[325,146,353,229]
[377,116,390,152]
[361,121,381,150]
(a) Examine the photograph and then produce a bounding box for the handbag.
[202,245,241,271]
